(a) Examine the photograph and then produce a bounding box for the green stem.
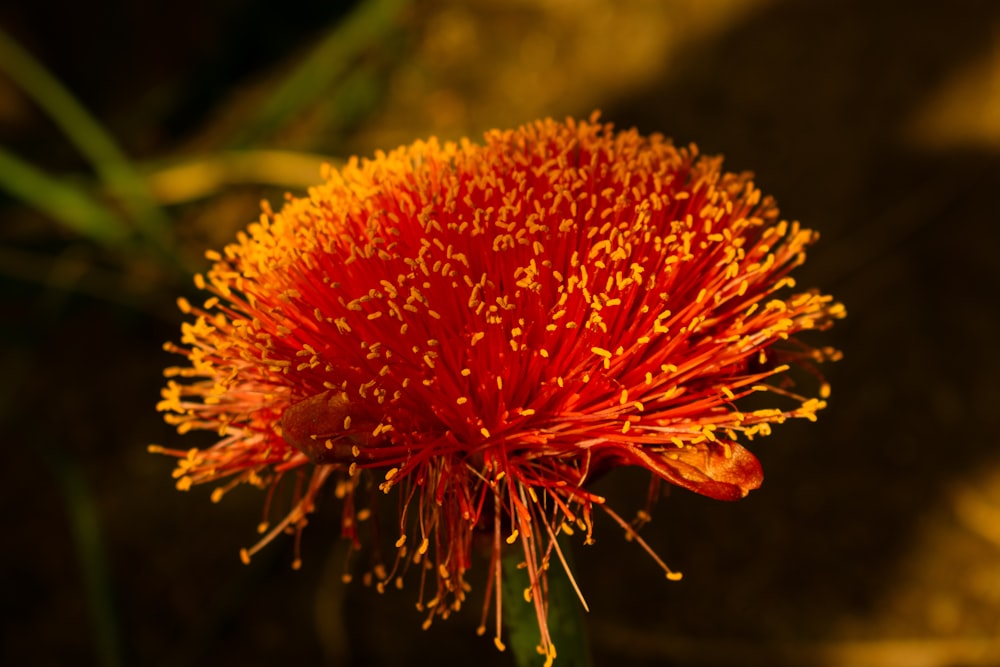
[501,539,593,667]
[231,0,408,147]
[43,445,123,667]
[0,146,130,243]
[0,28,172,249]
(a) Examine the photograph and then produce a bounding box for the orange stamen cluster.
[152,114,844,662]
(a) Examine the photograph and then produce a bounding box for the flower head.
[152,114,844,662]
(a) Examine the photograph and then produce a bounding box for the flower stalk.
[502,536,592,667]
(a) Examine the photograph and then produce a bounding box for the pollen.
[591,346,612,359]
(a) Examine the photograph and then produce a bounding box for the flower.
[152,114,844,663]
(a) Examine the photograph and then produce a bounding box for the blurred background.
[2,0,999,665]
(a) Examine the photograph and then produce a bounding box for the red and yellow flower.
[152,114,844,663]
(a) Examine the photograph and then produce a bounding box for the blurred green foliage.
[0,3,409,665]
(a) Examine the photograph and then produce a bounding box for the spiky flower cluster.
[152,114,843,663]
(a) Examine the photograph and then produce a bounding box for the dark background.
[3,1,999,665]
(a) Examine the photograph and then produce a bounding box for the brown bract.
[150,113,844,663]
